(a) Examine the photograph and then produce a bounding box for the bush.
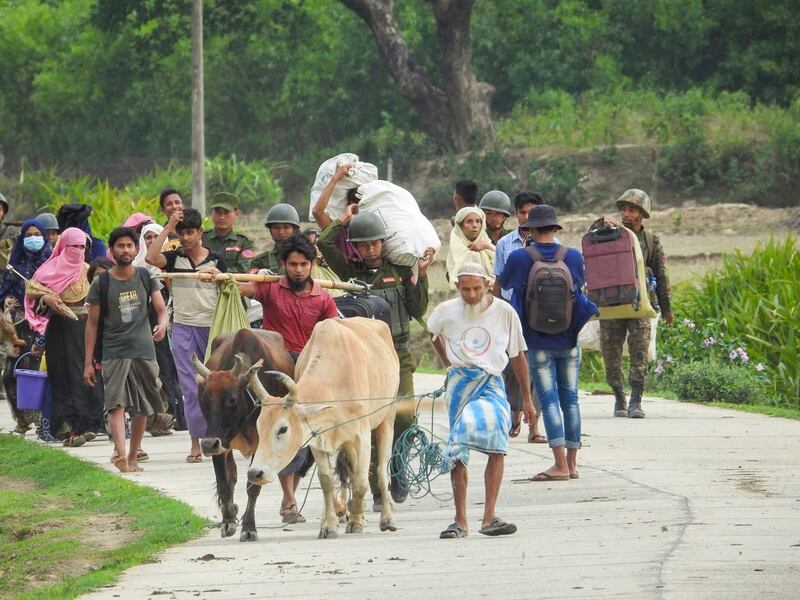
[666,360,764,404]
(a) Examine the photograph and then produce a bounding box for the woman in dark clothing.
[0,219,52,434]
[25,228,103,446]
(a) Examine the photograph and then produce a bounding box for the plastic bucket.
[14,352,47,411]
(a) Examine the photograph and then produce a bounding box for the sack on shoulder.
[524,246,574,334]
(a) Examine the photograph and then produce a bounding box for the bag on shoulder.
[524,246,574,334]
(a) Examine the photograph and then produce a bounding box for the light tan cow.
[246,317,400,538]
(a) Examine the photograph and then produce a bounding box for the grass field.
[0,436,206,600]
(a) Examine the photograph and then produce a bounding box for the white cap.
[456,262,491,281]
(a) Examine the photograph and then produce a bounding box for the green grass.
[0,436,207,600]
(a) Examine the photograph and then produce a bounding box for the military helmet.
[347,212,385,243]
[478,190,511,216]
[615,189,651,218]
[36,212,59,230]
[264,203,300,227]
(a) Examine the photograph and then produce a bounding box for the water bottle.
[648,275,657,293]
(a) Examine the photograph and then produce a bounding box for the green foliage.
[665,360,764,404]
[46,180,161,241]
[0,435,205,599]
[667,237,800,406]
[125,156,284,211]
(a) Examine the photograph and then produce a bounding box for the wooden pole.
[191,0,206,214]
[155,271,370,293]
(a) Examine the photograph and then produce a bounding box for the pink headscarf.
[24,227,89,334]
[123,212,153,230]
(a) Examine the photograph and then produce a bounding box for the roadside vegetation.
[0,436,206,600]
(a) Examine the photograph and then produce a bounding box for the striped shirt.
[162,250,227,327]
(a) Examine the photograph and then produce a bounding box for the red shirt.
[253,277,339,353]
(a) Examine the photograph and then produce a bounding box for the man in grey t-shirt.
[84,227,169,473]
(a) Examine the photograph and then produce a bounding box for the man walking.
[318,208,434,507]
[238,233,338,522]
[84,227,169,473]
[146,208,227,463]
[202,192,256,274]
[428,262,532,538]
[593,189,673,418]
[501,205,597,481]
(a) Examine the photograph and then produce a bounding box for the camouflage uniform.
[202,229,256,274]
[249,247,284,275]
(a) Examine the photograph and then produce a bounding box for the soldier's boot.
[613,386,628,417]
[627,385,646,419]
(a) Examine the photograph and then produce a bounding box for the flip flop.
[509,411,522,438]
[530,472,570,482]
[185,453,203,464]
[527,434,548,444]
[439,523,468,539]
[479,517,517,537]
[136,449,149,462]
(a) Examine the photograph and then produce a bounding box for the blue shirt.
[500,242,598,350]
[494,229,527,301]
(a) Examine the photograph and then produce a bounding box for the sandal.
[530,471,570,482]
[509,411,522,438]
[82,432,97,442]
[63,433,86,448]
[527,433,548,444]
[186,453,203,464]
[479,517,517,537]
[439,522,468,539]
[136,449,149,462]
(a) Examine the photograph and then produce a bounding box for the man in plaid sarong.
[428,262,533,538]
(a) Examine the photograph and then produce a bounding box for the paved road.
[5,374,799,599]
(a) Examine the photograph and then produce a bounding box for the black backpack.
[94,268,152,364]
[524,246,574,334]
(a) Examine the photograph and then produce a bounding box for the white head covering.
[133,222,164,276]
[456,261,491,281]
[446,207,495,289]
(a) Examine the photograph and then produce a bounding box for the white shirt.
[427,296,527,376]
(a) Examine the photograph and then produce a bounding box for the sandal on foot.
[570,472,580,479]
[63,434,86,448]
[113,456,129,473]
[509,411,522,438]
[281,505,306,524]
[82,432,97,442]
[479,517,517,537]
[527,433,548,444]
[531,471,570,482]
[439,523,468,539]
[136,449,149,462]
[185,453,203,464]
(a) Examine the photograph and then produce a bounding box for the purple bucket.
[14,352,47,411]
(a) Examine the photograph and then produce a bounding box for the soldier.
[202,192,256,274]
[594,189,673,419]
[35,212,60,248]
[479,190,513,246]
[250,203,300,275]
[318,209,435,507]
[0,193,19,270]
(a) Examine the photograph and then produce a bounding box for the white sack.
[308,153,378,220]
[356,180,441,267]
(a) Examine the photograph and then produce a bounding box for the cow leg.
[375,418,397,532]
[346,437,369,534]
[213,451,239,538]
[239,481,261,542]
[311,448,339,539]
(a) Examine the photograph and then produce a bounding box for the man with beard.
[427,262,533,539]
[84,228,169,472]
[238,232,338,522]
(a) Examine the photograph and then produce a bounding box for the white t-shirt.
[427,296,527,376]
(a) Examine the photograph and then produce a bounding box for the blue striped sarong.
[440,366,511,473]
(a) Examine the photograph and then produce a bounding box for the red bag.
[582,226,642,310]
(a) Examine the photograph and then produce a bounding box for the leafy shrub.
[124,156,283,211]
[666,360,764,404]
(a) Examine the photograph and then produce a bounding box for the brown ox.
[193,329,294,542]
[246,317,400,538]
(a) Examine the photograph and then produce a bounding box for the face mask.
[23,236,45,252]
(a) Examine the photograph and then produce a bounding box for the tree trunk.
[340,0,494,151]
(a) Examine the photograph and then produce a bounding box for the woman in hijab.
[0,219,52,434]
[25,227,102,446]
[446,206,495,289]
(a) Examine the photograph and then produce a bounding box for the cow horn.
[231,353,251,377]
[248,369,270,403]
[192,354,211,378]
[263,370,297,403]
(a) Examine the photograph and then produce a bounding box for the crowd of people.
[0,173,671,539]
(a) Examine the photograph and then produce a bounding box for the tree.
[340,0,493,151]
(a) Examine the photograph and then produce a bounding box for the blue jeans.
[528,347,581,449]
